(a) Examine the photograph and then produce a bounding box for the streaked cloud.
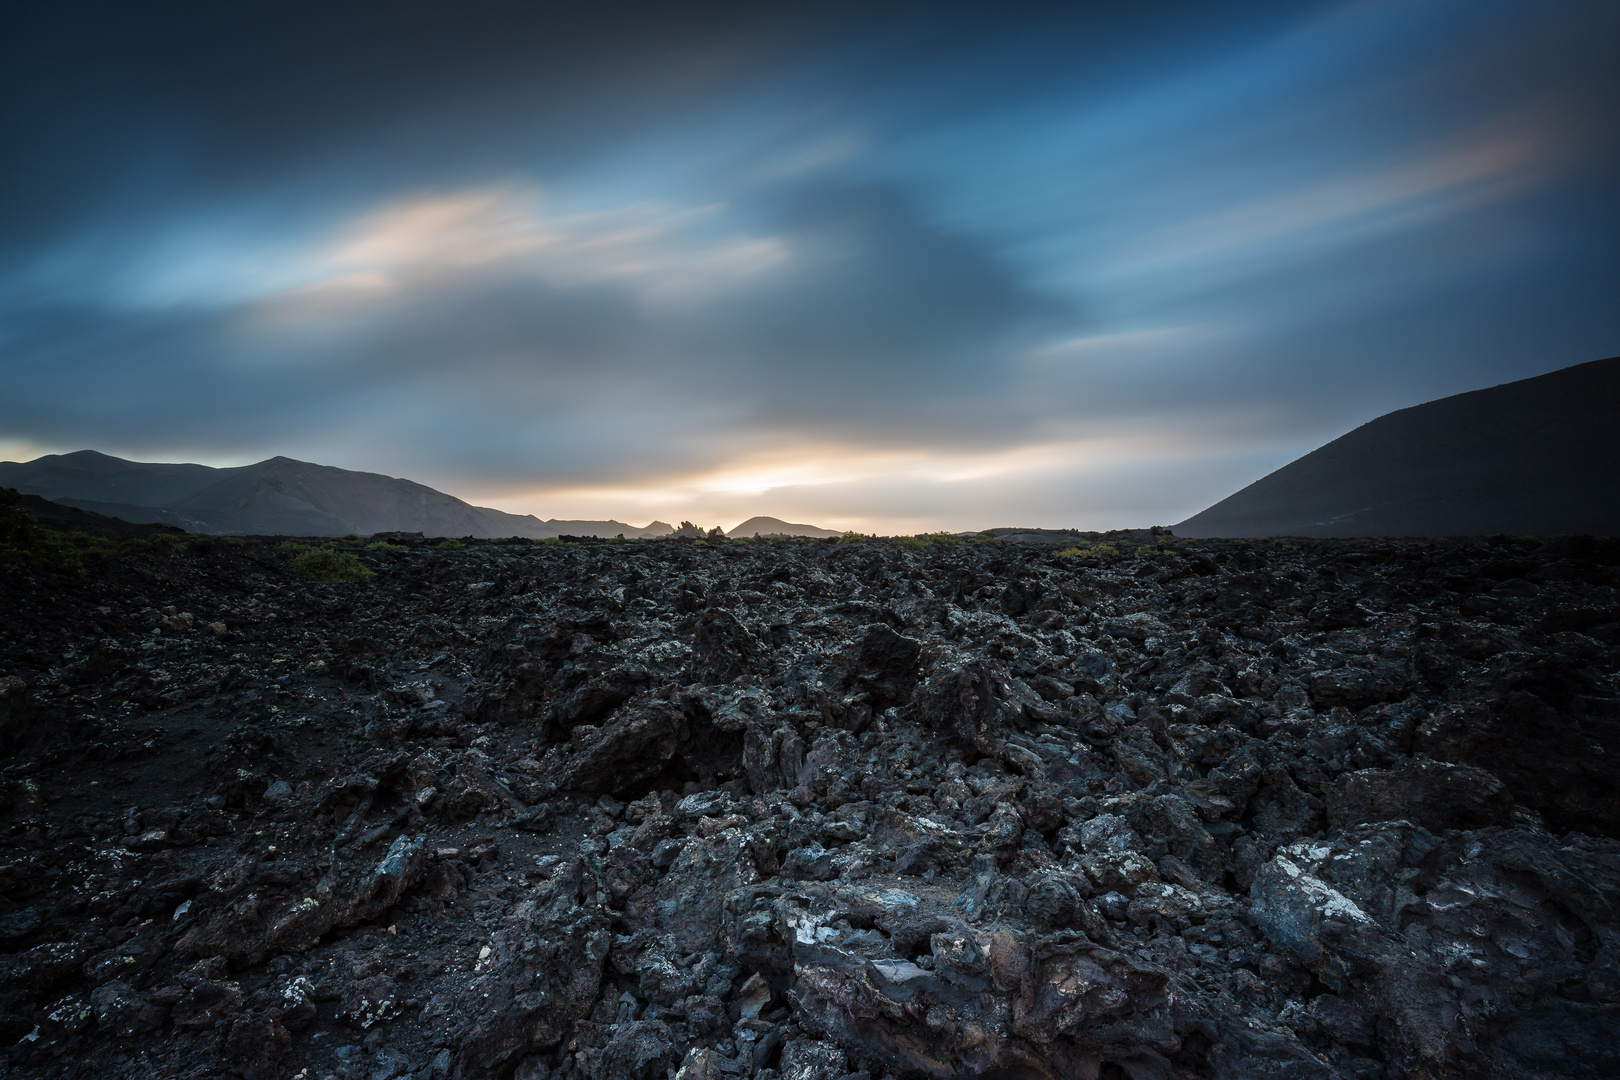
[270,186,788,320]
[1109,119,1556,279]
[1,0,1615,531]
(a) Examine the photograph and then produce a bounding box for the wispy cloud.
[1108,119,1557,278]
[2,1,1615,532]
[262,185,788,321]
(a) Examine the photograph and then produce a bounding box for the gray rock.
[1325,757,1512,831]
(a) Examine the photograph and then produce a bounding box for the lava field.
[2,529,1619,1080]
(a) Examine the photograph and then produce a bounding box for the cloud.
[0,176,1067,483]
[2,0,1617,532]
[266,185,789,320]
[1107,117,1558,279]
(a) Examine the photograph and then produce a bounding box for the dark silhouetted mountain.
[3,487,186,538]
[0,450,674,539]
[1177,356,1620,538]
[726,515,842,539]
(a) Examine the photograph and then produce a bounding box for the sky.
[2,0,1617,533]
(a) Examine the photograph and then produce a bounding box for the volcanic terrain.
[2,516,1619,1079]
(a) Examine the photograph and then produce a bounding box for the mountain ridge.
[725,515,843,539]
[0,450,674,539]
[1176,355,1620,538]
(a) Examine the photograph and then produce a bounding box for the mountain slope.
[726,515,843,538]
[0,449,227,508]
[0,451,671,539]
[1177,356,1620,538]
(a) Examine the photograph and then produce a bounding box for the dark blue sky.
[2,0,1616,530]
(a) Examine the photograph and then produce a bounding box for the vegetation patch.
[898,531,965,551]
[284,543,374,583]
[1056,542,1119,558]
[1,488,121,576]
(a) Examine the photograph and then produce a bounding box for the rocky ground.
[2,525,1619,1080]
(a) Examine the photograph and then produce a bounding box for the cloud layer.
[2,0,1617,530]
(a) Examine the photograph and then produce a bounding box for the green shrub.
[1057,542,1119,559]
[837,531,865,545]
[287,545,374,583]
[365,540,406,552]
[899,531,964,551]
[436,539,464,550]
[1,490,87,575]
[0,488,140,575]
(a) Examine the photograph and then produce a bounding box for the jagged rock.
[1081,850,1160,895]
[169,978,243,1028]
[223,1014,291,1080]
[1307,664,1410,708]
[453,862,614,1078]
[850,623,921,709]
[3,529,1619,1079]
[176,833,427,966]
[1325,757,1513,831]
[1249,845,1382,990]
[89,980,167,1038]
[543,699,688,795]
[778,1039,847,1080]
[593,1019,675,1079]
[654,828,759,954]
[692,609,758,683]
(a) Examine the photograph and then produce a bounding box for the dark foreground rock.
[2,529,1619,1079]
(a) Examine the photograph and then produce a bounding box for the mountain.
[0,450,674,539]
[726,515,843,539]
[1176,356,1620,538]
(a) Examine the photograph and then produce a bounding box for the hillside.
[1177,355,1620,537]
[726,515,843,539]
[0,451,672,539]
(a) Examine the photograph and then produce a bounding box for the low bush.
[899,531,965,551]
[286,544,374,583]
[1057,542,1119,559]
[0,488,126,576]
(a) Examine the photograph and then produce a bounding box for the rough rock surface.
[2,528,1619,1079]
